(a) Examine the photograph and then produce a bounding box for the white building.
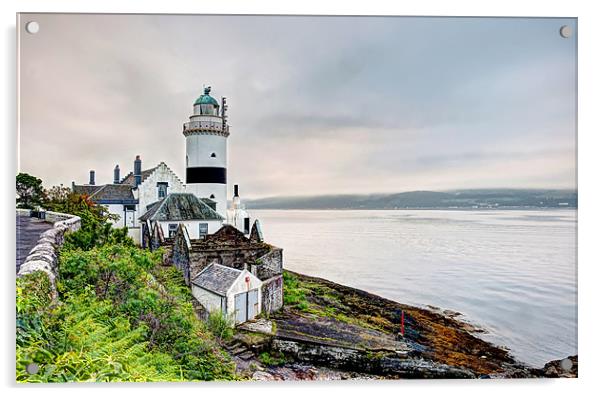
[191,263,263,325]
[72,85,253,242]
[73,158,185,244]
[139,193,224,239]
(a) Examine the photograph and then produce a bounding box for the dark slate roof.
[200,197,217,210]
[90,184,136,203]
[191,263,242,296]
[72,185,103,196]
[121,166,157,186]
[139,193,224,221]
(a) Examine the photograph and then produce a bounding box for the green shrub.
[17,243,237,382]
[17,289,181,382]
[258,351,287,366]
[207,311,234,341]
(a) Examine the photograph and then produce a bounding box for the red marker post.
[400,311,405,337]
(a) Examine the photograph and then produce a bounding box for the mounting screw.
[559,25,572,38]
[26,363,39,374]
[25,21,40,34]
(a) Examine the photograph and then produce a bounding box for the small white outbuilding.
[191,263,262,325]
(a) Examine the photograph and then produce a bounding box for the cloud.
[18,14,577,197]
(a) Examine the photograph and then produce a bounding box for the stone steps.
[224,340,256,360]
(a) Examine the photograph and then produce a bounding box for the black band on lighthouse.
[186,167,227,184]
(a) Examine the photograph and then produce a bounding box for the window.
[209,194,215,199]
[124,205,135,211]
[210,152,216,158]
[199,223,209,238]
[168,223,177,238]
[157,182,168,199]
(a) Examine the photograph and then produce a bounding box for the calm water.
[254,209,577,367]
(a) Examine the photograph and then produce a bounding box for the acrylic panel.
[16,14,577,382]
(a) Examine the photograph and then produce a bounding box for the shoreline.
[229,270,577,379]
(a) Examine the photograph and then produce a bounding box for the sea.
[253,209,577,367]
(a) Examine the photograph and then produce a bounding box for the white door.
[234,292,247,324]
[247,289,259,320]
[125,210,135,228]
[234,289,260,324]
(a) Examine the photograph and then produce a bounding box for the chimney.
[113,165,120,184]
[134,155,142,186]
[233,184,241,209]
[89,170,95,185]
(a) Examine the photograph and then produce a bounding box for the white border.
[3,1,601,396]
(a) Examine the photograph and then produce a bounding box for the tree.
[44,184,73,212]
[16,173,45,209]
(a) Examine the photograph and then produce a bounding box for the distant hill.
[245,189,577,210]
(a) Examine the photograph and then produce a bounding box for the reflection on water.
[254,209,577,367]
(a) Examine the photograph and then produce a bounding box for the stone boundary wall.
[256,248,283,280]
[17,209,81,299]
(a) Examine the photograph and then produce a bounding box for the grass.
[282,271,310,310]
[282,271,389,332]
[258,351,288,367]
[207,311,234,341]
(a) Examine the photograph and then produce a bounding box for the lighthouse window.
[210,194,215,199]
[210,152,216,158]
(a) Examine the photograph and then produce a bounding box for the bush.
[258,351,287,367]
[16,289,181,382]
[207,311,234,341]
[17,244,237,382]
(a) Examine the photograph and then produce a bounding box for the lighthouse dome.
[193,86,220,116]
[194,87,219,106]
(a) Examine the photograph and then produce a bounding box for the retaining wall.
[16,209,81,299]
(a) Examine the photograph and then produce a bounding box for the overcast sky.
[19,14,577,198]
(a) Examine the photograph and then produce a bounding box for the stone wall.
[256,248,283,280]
[166,224,284,314]
[188,246,269,283]
[261,274,284,313]
[17,210,81,300]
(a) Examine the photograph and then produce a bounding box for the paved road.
[16,215,53,273]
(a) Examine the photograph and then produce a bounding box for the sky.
[18,14,577,199]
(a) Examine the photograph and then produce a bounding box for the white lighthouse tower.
[183,86,229,217]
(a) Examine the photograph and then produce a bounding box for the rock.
[379,357,476,379]
[238,318,275,335]
[252,371,276,381]
[540,355,577,378]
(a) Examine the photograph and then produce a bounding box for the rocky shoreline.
[226,271,577,380]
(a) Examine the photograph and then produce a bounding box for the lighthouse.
[183,86,229,217]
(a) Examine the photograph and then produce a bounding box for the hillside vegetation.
[16,194,236,382]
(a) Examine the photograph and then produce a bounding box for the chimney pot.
[134,156,142,186]
[114,164,120,184]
